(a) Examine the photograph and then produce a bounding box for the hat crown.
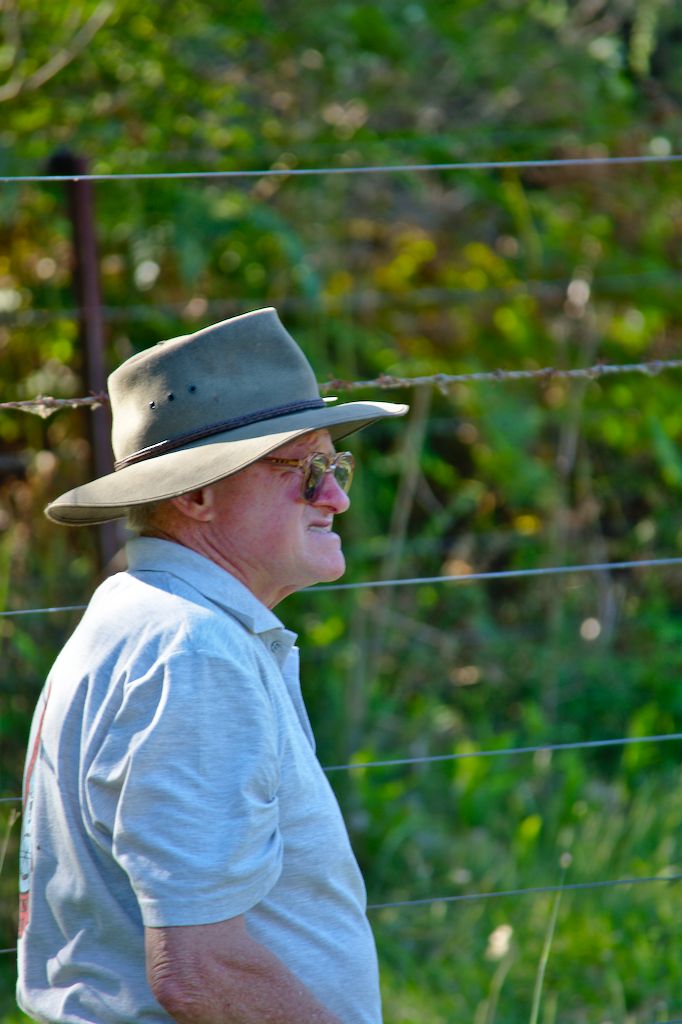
[108,307,321,463]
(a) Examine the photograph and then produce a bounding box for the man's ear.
[169,487,215,522]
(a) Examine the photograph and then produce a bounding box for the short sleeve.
[85,647,283,927]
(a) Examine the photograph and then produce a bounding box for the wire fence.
[311,555,682,591]
[322,731,682,773]
[2,472,680,998]
[365,872,682,911]
[4,147,682,1014]
[1,731,680,802]
[3,358,682,418]
[3,151,682,184]
[0,604,87,618]
[4,558,682,796]
[4,554,682,618]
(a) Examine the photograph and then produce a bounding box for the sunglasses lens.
[303,454,328,501]
[302,453,355,501]
[333,454,354,493]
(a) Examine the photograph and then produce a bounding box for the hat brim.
[46,399,408,525]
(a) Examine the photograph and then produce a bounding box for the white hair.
[125,499,167,535]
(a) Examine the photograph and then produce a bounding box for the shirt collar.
[125,536,291,640]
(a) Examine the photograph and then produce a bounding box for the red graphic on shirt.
[18,685,51,939]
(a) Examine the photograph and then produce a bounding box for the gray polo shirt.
[17,537,381,1023]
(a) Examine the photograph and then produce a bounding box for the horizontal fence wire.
[0,871,679,959]
[366,872,682,911]
[3,152,682,185]
[2,731,680,807]
[323,731,682,772]
[0,604,88,618]
[3,359,682,417]
[4,556,682,618]
[312,555,682,591]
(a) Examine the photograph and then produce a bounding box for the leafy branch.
[0,1,114,103]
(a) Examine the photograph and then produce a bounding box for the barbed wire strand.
[0,394,108,418]
[4,555,682,618]
[324,358,682,393]
[3,359,682,418]
[3,152,682,185]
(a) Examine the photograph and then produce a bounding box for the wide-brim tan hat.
[46,307,408,525]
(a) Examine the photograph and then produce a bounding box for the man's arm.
[145,915,343,1024]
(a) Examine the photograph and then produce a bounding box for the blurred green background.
[2,1,682,1020]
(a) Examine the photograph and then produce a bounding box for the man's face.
[205,429,351,606]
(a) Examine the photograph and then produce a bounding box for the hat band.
[114,398,327,471]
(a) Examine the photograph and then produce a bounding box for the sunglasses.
[262,451,355,503]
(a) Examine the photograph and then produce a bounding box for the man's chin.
[315,555,346,585]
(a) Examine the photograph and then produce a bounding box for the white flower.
[486,923,513,961]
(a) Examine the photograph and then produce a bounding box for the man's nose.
[313,469,351,513]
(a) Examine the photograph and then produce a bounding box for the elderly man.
[17,308,407,1024]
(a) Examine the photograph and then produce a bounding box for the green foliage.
[3,0,682,1020]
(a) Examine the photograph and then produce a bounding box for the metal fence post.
[47,150,121,571]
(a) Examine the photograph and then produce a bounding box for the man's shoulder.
[92,567,254,653]
[46,570,266,721]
